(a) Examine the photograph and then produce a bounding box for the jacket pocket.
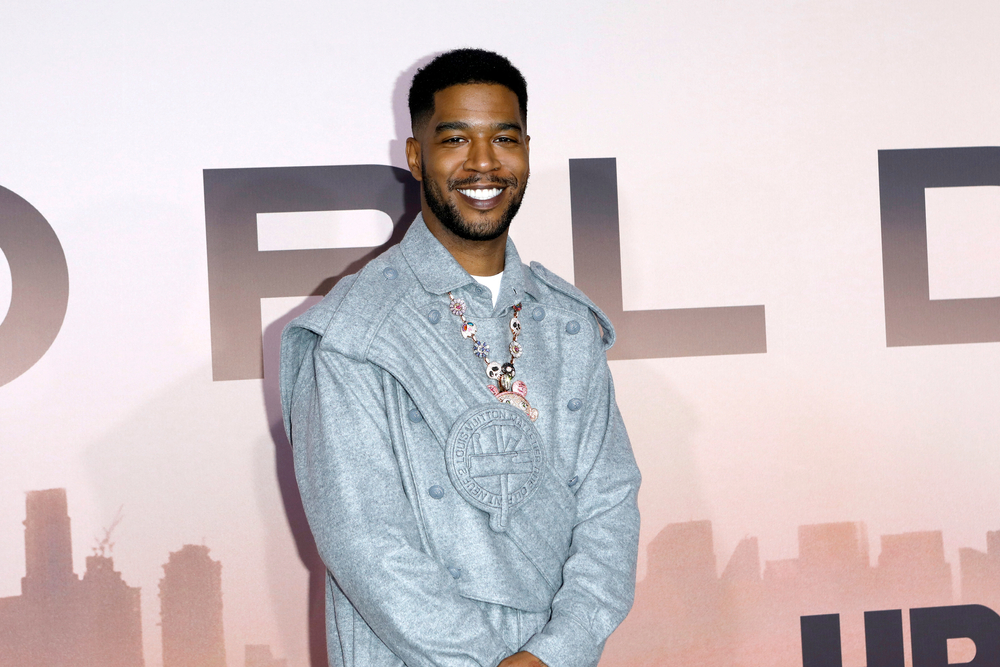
[503,464,578,594]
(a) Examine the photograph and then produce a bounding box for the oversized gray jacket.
[280,215,641,667]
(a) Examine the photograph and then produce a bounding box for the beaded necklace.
[447,292,539,421]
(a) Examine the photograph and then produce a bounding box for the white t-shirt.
[473,271,504,309]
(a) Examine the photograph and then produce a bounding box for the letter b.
[910,604,1000,666]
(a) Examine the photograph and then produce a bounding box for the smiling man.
[280,49,640,667]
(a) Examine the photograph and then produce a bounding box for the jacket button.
[568,476,579,486]
[408,409,422,423]
[447,567,462,579]
[567,398,583,411]
[566,320,581,335]
[383,267,398,280]
[531,306,546,321]
[428,485,444,499]
[475,285,484,295]
[427,309,441,324]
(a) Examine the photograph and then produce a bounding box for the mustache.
[447,174,519,190]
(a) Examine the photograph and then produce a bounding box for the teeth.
[458,187,502,200]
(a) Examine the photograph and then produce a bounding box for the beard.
[421,164,528,242]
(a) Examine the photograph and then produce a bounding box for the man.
[280,49,640,667]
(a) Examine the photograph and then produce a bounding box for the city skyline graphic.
[602,520,1000,666]
[0,489,287,667]
[2,488,998,666]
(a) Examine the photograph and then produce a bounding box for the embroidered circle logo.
[446,404,544,533]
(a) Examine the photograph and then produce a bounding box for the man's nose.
[464,138,500,172]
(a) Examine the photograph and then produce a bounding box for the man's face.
[406,83,529,242]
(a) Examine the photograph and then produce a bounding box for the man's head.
[408,49,528,134]
[406,49,530,246]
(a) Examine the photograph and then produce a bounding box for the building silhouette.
[719,536,764,635]
[246,644,288,667]
[875,530,951,608]
[160,544,227,667]
[603,520,727,665]
[795,522,873,612]
[960,529,1000,609]
[601,520,985,667]
[0,489,144,667]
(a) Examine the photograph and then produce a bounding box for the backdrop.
[2,2,1000,666]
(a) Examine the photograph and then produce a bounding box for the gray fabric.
[280,215,641,667]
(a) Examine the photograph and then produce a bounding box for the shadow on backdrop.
[257,51,434,665]
[259,219,405,660]
[262,303,326,667]
[258,167,420,666]
[387,52,441,168]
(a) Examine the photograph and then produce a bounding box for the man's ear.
[405,137,422,181]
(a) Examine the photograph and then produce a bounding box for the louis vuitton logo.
[469,425,533,479]
[447,406,544,533]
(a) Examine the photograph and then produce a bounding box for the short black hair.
[408,49,528,132]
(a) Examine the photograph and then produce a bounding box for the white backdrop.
[3,2,1000,665]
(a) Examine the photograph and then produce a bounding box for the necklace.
[447,292,539,421]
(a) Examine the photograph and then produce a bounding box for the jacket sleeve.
[521,355,641,667]
[284,328,511,667]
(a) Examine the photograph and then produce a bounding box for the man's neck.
[423,212,507,276]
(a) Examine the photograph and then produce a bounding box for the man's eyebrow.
[434,121,472,134]
[433,121,524,134]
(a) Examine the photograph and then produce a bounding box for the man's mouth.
[457,187,504,201]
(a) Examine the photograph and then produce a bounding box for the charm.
[486,361,503,379]
[496,382,538,421]
[449,298,466,316]
[500,362,515,377]
[473,340,490,358]
[509,317,522,334]
[462,322,477,338]
[509,341,523,358]
[499,373,514,392]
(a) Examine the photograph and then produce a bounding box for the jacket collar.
[400,213,540,304]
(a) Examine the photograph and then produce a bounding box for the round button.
[568,476,579,486]
[428,485,445,499]
[383,267,398,280]
[566,320,581,335]
[531,306,546,322]
[475,285,483,295]
[427,309,441,324]
[447,566,462,579]
[408,409,422,423]
[567,398,583,411]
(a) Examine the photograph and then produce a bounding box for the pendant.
[487,380,538,421]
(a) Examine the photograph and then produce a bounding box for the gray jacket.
[280,215,640,667]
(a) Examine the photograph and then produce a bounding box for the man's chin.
[448,220,510,242]
[437,206,515,242]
